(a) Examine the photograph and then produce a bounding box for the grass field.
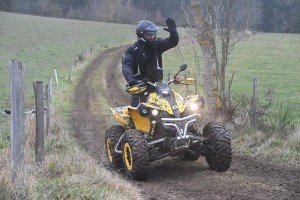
[0,11,299,198]
[226,32,300,102]
[226,32,300,123]
[162,32,300,123]
[0,11,189,109]
[0,11,135,109]
[0,11,140,199]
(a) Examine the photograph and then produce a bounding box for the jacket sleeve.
[122,46,135,82]
[158,31,179,53]
[157,68,163,81]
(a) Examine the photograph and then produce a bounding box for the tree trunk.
[191,1,222,110]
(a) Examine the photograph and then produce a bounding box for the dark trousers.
[130,93,147,107]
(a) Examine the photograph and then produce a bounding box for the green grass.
[161,32,300,123]
[0,12,140,199]
[1,11,300,197]
[0,11,136,108]
[226,33,300,123]
[226,33,300,99]
[0,11,188,109]
[163,32,300,164]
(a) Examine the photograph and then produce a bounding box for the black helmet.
[136,20,159,48]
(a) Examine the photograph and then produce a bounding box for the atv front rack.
[161,113,199,139]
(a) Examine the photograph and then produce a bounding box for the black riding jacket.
[122,31,179,83]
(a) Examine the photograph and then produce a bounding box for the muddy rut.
[70,47,300,200]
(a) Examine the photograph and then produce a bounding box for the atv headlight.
[190,103,198,111]
[162,90,170,95]
[151,109,159,116]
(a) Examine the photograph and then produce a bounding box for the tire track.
[70,47,300,200]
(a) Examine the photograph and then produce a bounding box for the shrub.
[269,101,297,138]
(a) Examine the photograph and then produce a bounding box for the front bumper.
[161,113,199,139]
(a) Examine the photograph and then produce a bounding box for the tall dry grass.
[0,49,141,200]
[0,108,141,199]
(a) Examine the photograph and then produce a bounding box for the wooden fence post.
[9,60,25,192]
[35,81,44,165]
[68,64,73,81]
[74,54,77,67]
[54,69,59,89]
[252,77,258,127]
[45,84,50,137]
[49,77,53,103]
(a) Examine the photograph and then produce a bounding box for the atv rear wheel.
[203,122,232,172]
[122,129,149,180]
[105,125,124,169]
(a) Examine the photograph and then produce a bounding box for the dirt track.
[70,47,300,200]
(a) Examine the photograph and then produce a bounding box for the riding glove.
[163,18,177,33]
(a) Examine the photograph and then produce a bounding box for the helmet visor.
[143,31,156,40]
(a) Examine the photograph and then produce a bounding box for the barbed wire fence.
[2,41,116,195]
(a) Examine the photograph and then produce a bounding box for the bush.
[269,101,297,138]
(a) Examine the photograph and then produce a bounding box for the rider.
[122,18,179,107]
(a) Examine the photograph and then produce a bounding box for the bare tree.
[184,0,261,112]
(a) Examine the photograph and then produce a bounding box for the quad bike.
[105,64,232,181]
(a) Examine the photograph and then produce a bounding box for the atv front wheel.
[122,129,149,180]
[105,125,124,169]
[203,122,232,172]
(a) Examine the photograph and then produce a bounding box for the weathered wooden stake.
[9,60,25,192]
[54,69,59,89]
[49,77,53,103]
[45,84,50,137]
[252,77,258,127]
[35,81,44,165]
[68,65,73,81]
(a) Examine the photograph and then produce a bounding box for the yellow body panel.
[110,106,130,129]
[172,91,185,112]
[128,108,151,132]
[110,91,202,133]
[183,95,200,109]
[145,93,174,114]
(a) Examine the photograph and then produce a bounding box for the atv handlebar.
[126,64,191,93]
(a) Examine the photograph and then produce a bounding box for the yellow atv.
[105,64,232,180]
